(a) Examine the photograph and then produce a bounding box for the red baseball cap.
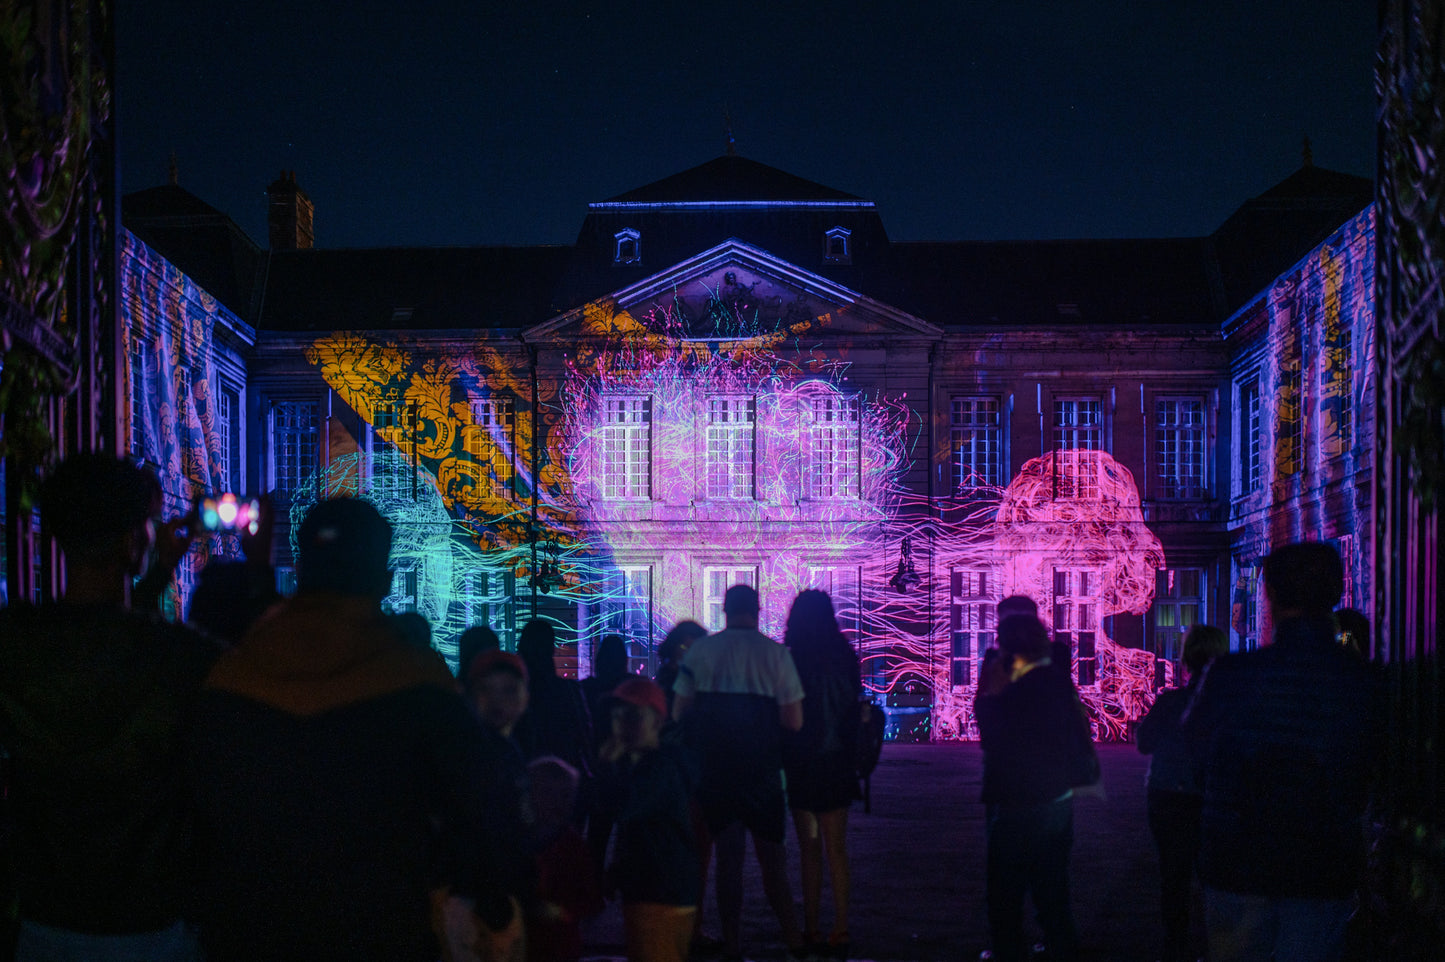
[609,677,667,720]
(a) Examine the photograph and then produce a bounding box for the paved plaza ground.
[582,742,1170,962]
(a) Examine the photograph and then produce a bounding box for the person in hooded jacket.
[186,498,515,962]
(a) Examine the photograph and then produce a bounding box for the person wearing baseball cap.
[599,677,699,962]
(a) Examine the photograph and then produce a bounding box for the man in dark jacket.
[0,453,219,961]
[974,614,1090,962]
[187,498,515,962]
[1184,542,1385,962]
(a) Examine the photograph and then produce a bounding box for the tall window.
[371,400,415,500]
[1279,334,1304,476]
[129,336,152,459]
[1335,328,1353,450]
[458,568,507,635]
[809,396,860,499]
[1053,398,1103,499]
[807,565,861,634]
[1153,569,1204,685]
[466,397,516,500]
[1239,377,1261,495]
[599,566,653,674]
[1052,568,1099,686]
[952,397,1002,490]
[1156,397,1206,499]
[385,564,420,616]
[707,397,755,499]
[703,565,756,632]
[950,568,996,687]
[217,386,242,492]
[271,401,318,495]
[602,397,651,500]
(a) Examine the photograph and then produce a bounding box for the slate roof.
[123,185,266,322]
[257,246,573,332]
[602,155,864,203]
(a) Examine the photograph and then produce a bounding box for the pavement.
[581,742,1173,962]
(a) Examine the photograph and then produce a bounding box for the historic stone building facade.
[120,154,1373,739]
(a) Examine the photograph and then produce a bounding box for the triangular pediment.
[526,239,940,342]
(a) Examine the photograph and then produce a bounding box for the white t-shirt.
[674,627,804,705]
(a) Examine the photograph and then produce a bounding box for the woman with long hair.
[783,589,862,960]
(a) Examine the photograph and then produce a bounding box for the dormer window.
[614,228,641,265]
[824,226,852,264]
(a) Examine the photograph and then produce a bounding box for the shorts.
[698,772,787,844]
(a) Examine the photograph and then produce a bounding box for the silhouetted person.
[392,611,434,651]
[581,633,630,869]
[1185,542,1385,962]
[1136,623,1229,962]
[655,620,707,714]
[974,614,1088,962]
[0,453,219,961]
[673,584,805,960]
[782,589,862,960]
[525,756,600,962]
[456,624,502,680]
[514,619,594,780]
[187,498,512,962]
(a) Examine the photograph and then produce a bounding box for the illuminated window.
[274,566,297,596]
[703,565,756,633]
[706,397,755,499]
[385,564,420,615]
[176,366,192,412]
[217,386,242,492]
[1156,397,1206,499]
[270,401,318,495]
[459,568,510,643]
[1239,377,1261,495]
[371,400,415,500]
[1335,328,1353,449]
[1053,398,1103,499]
[614,228,641,265]
[599,566,653,674]
[1052,568,1099,687]
[1153,568,1203,685]
[951,397,1002,490]
[602,397,651,500]
[809,395,860,499]
[1279,334,1304,476]
[823,226,852,264]
[466,397,516,500]
[1232,564,1260,653]
[950,568,996,687]
[807,564,861,634]
[129,335,153,459]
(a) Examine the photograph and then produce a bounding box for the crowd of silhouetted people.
[0,453,1385,962]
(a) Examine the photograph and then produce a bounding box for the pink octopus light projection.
[928,450,1167,740]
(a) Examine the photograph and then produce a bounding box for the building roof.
[122,185,265,322]
[602,155,865,204]
[257,246,573,332]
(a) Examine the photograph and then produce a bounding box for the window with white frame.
[1239,377,1262,495]
[823,226,852,264]
[1156,397,1206,499]
[950,568,996,687]
[458,567,508,633]
[807,565,861,635]
[602,397,651,500]
[1153,568,1203,684]
[707,397,755,500]
[809,395,860,499]
[1053,398,1103,499]
[703,565,756,633]
[951,397,1003,490]
[600,566,653,674]
[270,401,318,495]
[129,335,153,459]
[217,386,241,493]
[466,397,516,500]
[1052,567,1099,686]
[371,400,415,500]
[1280,335,1304,476]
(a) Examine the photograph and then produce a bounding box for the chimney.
[266,170,314,250]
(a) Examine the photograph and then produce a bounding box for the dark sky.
[118,1,1375,250]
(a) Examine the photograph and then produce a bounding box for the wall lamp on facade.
[889,536,922,594]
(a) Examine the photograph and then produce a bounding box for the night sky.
[118,1,1375,250]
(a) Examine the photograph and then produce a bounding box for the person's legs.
[985,806,1032,962]
[1148,789,1202,962]
[818,807,851,943]
[753,833,804,950]
[1204,887,1277,962]
[1272,896,1354,962]
[791,808,824,939]
[713,821,747,956]
[1027,798,1078,962]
